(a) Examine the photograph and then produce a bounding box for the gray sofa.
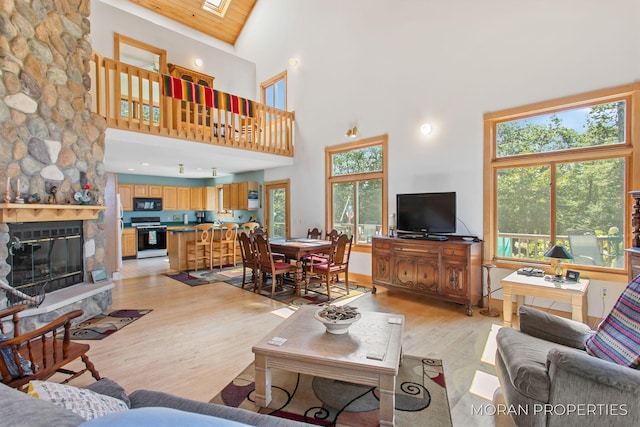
[1,378,309,426]
[494,306,640,427]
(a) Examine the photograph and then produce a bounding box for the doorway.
[264,180,290,239]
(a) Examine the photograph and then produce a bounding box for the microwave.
[133,197,163,211]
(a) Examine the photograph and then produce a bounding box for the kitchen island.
[167,226,197,272]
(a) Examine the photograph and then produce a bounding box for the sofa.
[494,305,640,427]
[0,378,309,426]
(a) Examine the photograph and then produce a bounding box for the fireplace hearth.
[6,221,84,304]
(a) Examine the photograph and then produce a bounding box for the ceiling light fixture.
[420,123,433,135]
[288,57,299,67]
[179,163,184,174]
[212,168,217,177]
[345,126,358,138]
[194,58,203,67]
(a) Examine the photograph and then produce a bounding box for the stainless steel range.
[131,216,167,259]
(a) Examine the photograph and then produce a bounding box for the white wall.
[233,0,640,313]
[91,0,256,98]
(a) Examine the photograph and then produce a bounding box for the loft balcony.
[89,54,295,158]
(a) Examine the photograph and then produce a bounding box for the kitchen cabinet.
[204,186,217,211]
[190,187,204,210]
[371,236,482,315]
[221,181,258,210]
[118,184,133,211]
[133,184,162,198]
[177,187,190,210]
[122,228,137,258]
[162,186,177,210]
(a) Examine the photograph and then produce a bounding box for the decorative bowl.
[313,306,361,335]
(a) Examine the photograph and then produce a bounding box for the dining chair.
[253,233,296,298]
[1,304,101,391]
[238,231,259,291]
[325,229,340,242]
[307,228,322,239]
[306,233,353,300]
[185,224,214,271]
[211,223,239,269]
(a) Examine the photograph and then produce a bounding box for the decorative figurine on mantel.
[73,184,92,205]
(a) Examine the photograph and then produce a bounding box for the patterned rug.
[211,355,452,426]
[166,266,371,307]
[63,309,152,340]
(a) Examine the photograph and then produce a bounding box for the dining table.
[268,238,334,296]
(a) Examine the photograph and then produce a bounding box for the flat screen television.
[396,192,456,234]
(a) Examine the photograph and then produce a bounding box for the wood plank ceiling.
[129,0,257,45]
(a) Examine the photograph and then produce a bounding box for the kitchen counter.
[167,228,197,271]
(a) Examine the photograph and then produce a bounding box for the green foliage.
[496,102,626,263]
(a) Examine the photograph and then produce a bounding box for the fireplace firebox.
[6,221,84,304]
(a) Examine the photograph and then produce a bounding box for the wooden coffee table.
[252,305,404,426]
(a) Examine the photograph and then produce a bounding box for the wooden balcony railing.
[90,53,294,157]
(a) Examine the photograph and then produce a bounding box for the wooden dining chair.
[306,233,353,300]
[185,224,214,271]
[253,233,296,298]
[238,231,259,291]
[307,228,322,239]
[211,223,239,269]
[0,304,101,391]
[326,229,340,242]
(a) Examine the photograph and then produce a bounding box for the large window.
[484,84,639,278]
[260,71,287,111]
[326,135,388,249]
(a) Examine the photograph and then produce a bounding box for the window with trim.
[326,135,388,248]
[261,71,287,111]
[484,84,639,277]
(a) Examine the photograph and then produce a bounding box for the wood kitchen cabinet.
[204,186,217,211]
[117,184,133,211]
[190,187,204,210]
[177,187,190,210]
[162,186,177,210]
[221,181,258,210]
[133,184,162,198]
[122,228,137,258]
[371,236,482,315]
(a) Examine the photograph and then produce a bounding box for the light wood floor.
[62,257,501,426]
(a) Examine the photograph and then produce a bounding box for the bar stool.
[480,263,500,317]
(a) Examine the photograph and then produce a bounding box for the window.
[326,135,388,249]
[484,83,639,278]
[261,71,287,111]
[202,0,230,17]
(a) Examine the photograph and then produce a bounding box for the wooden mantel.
[0,203,106,223]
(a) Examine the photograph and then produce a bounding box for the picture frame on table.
[565,270,580,282]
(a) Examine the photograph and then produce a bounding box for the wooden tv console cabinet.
[371,236,482,315]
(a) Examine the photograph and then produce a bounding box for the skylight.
[202,0,230,17]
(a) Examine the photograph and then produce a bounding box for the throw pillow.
[585,275,640,368]
[0,331,34,378]
[27,380,128,420]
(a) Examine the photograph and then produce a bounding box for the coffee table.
[252,305,404,426]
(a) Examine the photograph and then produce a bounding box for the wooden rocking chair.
[0,304,101,391]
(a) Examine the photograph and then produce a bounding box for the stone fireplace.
[1,1,112,330]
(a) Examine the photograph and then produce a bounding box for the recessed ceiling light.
[140,162,150,166]
[127,168,135,171]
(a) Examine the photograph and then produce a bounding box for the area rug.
[62,309,152,340]
[166,266,371,307]
[211,355,452,426]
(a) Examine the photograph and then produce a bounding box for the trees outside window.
[485,84,639,278]
[326,135,387,248]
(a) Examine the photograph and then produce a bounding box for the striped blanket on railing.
[162,74,255,117]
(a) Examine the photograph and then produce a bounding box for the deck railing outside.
[496,232,624,268]
[90,53,294,157]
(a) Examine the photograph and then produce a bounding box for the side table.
[501,271,590,327]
